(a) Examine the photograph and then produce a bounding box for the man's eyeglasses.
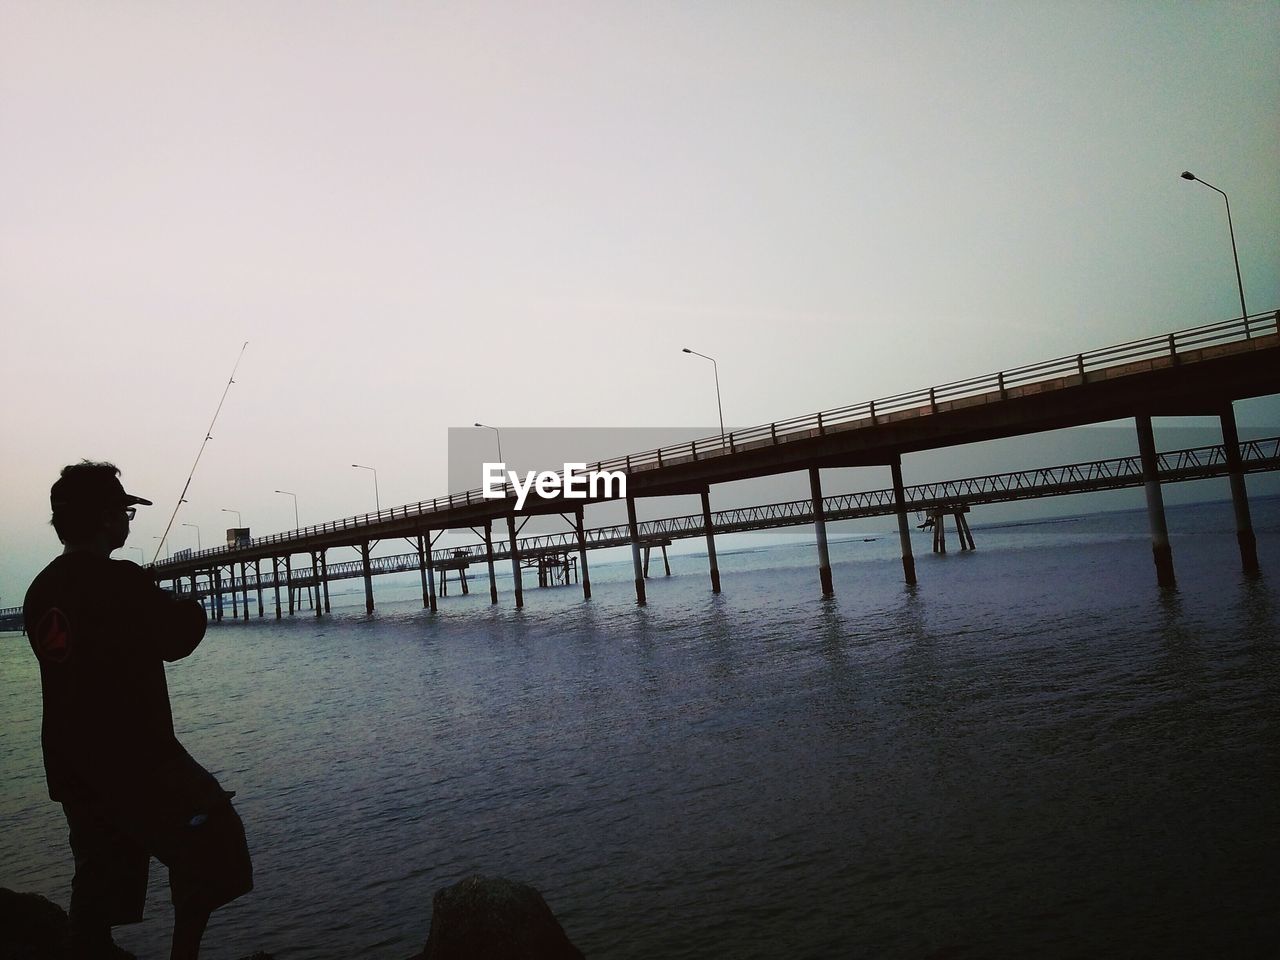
[122,507,137,521]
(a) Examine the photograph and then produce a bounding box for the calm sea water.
[3,498,1278,959]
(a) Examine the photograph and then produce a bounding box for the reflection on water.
[1,498,1278,959]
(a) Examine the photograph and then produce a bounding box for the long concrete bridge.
[2,429,1277,630]
[175,434,1280,623]
[5,309,1276,630]
[175,308,1280,607]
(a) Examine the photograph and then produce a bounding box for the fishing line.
[152,341,248,563]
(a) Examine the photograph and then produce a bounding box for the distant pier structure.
[526,551,578,588]
[436,551,471,597]
[121,311,1280,621]
[919,506,976,554]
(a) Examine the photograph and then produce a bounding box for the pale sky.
[2,1,1278,603]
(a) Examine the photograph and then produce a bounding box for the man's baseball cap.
[50,467,153,511]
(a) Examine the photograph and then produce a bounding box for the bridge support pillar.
[809,467,834,597]
[271,558,281,619]
[361,542,374,614]
[700,486,721,593]
[255,559,264,617]
[320,550,331,612]
[891,457,917,586]
[213,567,224,622]
[427,542,439,610]
[285,555,295,616]
[229,566,239,619]
[507,514,524,609]
[418,534,438,612]
[485,521,498,604]
[418,535,428,607]
[626,494,647,605]
[311,552,322,618]
[240,562,250,621]
[1220,403,1260,576]
[1136,415,1176,590]
[575,506,591,600]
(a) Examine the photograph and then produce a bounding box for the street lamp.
[274,489,300,529]
[352,464,381,512]
[1181,171,1250,335]
[474,422,504,463]
[682,347,726,446]
[182,522,202,551]
[221,508,242,528]
[151,535,169,560]
[128,546,145,563]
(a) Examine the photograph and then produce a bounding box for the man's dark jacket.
[23,554,208,806]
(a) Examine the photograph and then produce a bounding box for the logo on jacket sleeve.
[34,608,72,663]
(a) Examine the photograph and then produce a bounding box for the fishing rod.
[152,341,248,563]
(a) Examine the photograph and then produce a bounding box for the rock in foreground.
[422,875,584,960]
[0,887,69,959]
[0,887,273,960]
[4,877,582,960]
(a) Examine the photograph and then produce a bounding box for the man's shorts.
[63,799,149,927]
[62,752,253,921]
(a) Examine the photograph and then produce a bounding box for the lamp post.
[682,347,726,446]
[128,546,145,563]
[151,535,169,560]
[352,464,380,513]
[182,522,202,551]
[221,508,241,528]
[474,423,503,464]
[275,489,300,529]
[1181,171,1250,336]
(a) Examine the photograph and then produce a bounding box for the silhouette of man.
[23,462,252,960]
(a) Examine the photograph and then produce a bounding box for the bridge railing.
[157,309,1277,571]
[591,310,1278,476]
